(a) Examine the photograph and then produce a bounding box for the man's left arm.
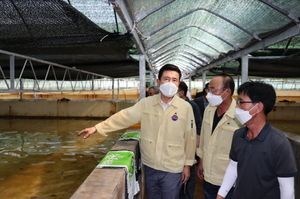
[184,105,196,166]
[182,105,196,182]
[181,165,190,184]
[192,102,202,136]
[278,177,295,199]
[274,134,297,199]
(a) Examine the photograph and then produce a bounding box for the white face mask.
[206,89,227,106]
[234,105,257,125]
[159,82,178,97]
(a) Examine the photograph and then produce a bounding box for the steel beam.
[197,24,300,73]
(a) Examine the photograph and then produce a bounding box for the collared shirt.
[95,93,196,173]
[197,98,242,185]
[160,96,174,110]
[230,122,297,199]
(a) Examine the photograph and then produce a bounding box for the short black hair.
[237,81,276,115]
[215,73,235,95]
[148,86,160,94]
[178,81,188,96]
[203,82,209,95]
[158,64,182,80]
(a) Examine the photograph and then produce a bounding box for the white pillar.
[139,54,146,99]
[10,55,15,90]
[202,70,207,89]
[112,78,114,100]
[91,75,94,91]
[149,71,155,86]
[241,55,249,83]
[189,76,192,95]
[117,78,120,100]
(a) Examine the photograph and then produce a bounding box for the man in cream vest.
[196,73,242,199]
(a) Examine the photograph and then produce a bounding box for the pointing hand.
[78,127,97,140]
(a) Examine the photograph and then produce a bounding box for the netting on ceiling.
[0,0,128,45]
[0,0,139,79]
[124,0,300,73]
[61,0,127,34]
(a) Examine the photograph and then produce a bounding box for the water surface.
[0,118,124,199]
[269,120,300,136]
[0,118,299,199]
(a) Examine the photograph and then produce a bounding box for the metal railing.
[1,49,299,101]
[0,49,114,93]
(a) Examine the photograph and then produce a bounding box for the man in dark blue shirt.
[217,81,297,199]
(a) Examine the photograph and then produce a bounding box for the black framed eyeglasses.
[236,100,253,106]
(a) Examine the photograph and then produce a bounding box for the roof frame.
[146,25,239,51]
[144,8,262,41]
[155,57,197,71]
[164,59,194,71]
[153,48,208,65]
[152,51,205,66]
[149,35,221,55]
[152,52,203,67]
[150,43,214,62]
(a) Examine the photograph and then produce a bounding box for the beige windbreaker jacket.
[95,93,196,173]
[197,98,242,185]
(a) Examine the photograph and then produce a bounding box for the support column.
[149,71,154,86]
[10,55,15,90]
[20,78,23,101]
[188,76,192,98]
[139,54,146,99]
[91,75,94,91]
[117,78,120,100]
[34,80,37,99]
[112,78,115,100]
[202,70,207,89]
[241,55,249,83]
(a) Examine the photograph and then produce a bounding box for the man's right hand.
[216,194,225,199]
[196,158,204,179]
[78,126,97,140]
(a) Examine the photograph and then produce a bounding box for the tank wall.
[0,100,135,118]
[0,100,299,121]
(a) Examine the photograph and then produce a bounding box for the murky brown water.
[269,120,300,136]
[0,118,125,199]
[0,118,299,199]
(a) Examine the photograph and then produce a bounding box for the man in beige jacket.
[79,64,196,199]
